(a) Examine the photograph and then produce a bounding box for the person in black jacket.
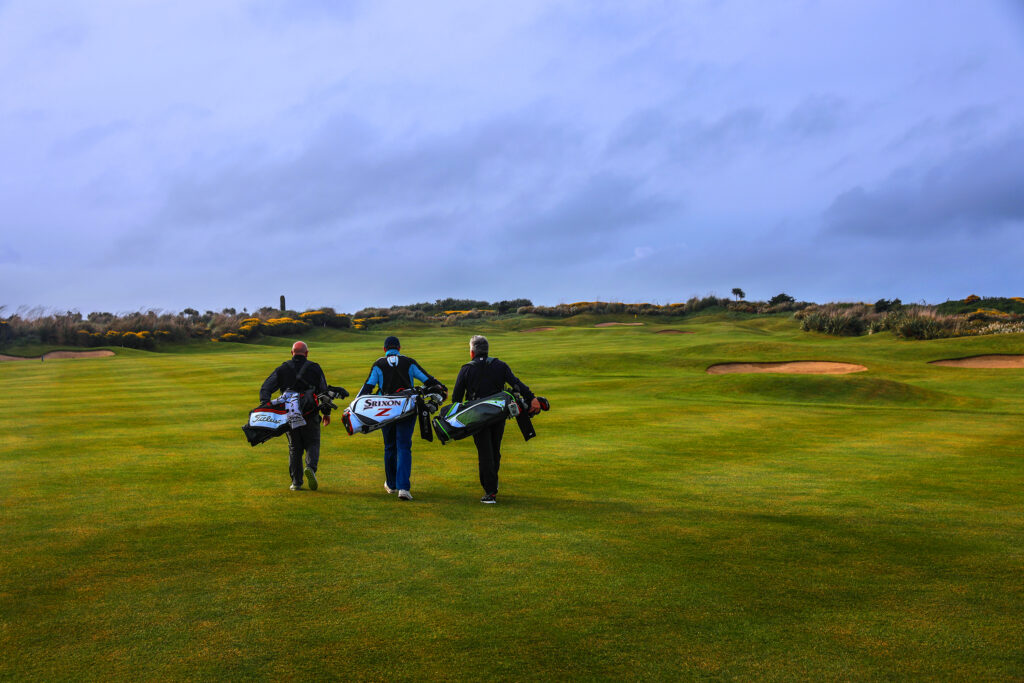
[451,335,541,504]
[357,335,445,501]
[260,340,331,491]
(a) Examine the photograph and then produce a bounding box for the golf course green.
[2,313,1022,680]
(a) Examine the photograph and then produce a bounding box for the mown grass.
[1,314,1022,680]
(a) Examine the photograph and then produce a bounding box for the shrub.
[495,299,532,313]
[263,317,310,335]
[798,307,868,336]
[894,315,945,340]
[299,310,330,326]
[768,293,795,306]
[122,331,155,350]
[874,298,902,313]
[975,321,1024,335]
[353,307,390,318]
[886,308,965,340]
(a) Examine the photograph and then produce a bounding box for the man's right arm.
[451,366,469,403]
[357,365,382,397]
[259,368,280,404]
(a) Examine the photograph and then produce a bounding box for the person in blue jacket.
[357,336,444,501]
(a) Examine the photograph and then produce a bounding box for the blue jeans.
[382,416,415,491]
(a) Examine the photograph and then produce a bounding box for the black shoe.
[480,494,497,504]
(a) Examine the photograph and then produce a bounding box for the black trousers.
[287,420,320,486]
[473,421,505,495]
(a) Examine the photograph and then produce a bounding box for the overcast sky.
[2,1,1022,314]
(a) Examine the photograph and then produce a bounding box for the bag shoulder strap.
[466,357,491,400]
[292,360,315,391]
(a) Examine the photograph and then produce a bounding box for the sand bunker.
[929,354,1024,369]
[707,361,867,375]
[595,322,644,327]
[656,329,694,335]
[521,327,556,332]
[0,350,114,362]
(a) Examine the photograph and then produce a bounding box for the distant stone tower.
[280,295,286,311]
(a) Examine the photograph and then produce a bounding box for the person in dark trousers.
[358,335,444,501]
[451,335,541,504]
[260,340,331,491]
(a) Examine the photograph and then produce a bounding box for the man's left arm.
[503,362,541,415]
[410,363,445,394]
[314,364,331,425]
[409,363,431,385]
[313,364,328,394]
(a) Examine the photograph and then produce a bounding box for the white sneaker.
[397,489,413,501]
[384,482,396,494]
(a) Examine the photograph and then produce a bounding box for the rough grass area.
[1,315,1022,680]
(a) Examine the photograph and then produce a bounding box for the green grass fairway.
[2,315,1023,680]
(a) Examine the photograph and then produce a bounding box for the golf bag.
[432,392,550,445]
[242,385,348,447]
[341,386,446,441]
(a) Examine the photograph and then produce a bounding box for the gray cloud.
[0,245,21,265]
[100,111,590,272]
[245,0,364,25]
[610,94,852,165]
[824,131,1024,237]
[783,94,848,138]
[885,105,1002,155]
[500,173,677,264]
[50,120,131,158]
[610,105,767,161]
[154,112,581,233]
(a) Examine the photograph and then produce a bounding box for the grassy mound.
[704,374,968,409]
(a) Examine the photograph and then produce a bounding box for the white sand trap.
[656,329,694,335]
[595,322,644,327]
[707,361,867,375]
[521,327,555,332]
[930,354,1024,368]
[0,350,114,362]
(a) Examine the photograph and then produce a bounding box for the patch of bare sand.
[707,361,867,375]
[656,329,694,335]
[520,327,555,332]
[594,322,644,327]
[930,354,1024,368]
[0,350,115,362]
